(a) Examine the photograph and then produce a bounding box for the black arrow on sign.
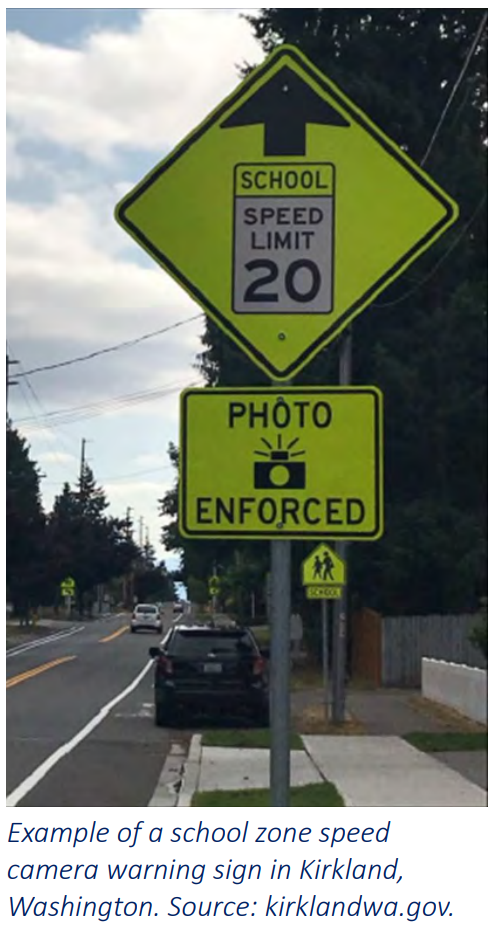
[220,65,349,156]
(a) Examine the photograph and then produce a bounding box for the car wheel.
[155,703,170,727]
[253,704,270,728]
[155,702,178,728]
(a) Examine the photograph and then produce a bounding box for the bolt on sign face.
[179,387,383,540]
[115,45,458,380]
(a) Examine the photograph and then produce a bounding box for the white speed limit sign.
[233,162,334,315]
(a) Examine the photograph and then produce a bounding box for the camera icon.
[254,450,306,489]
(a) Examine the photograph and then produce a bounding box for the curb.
[177,734,202,807]
[148,740,188,807]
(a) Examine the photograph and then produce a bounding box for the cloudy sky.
[6,8,266,570]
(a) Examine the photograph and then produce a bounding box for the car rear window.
[170,631,256,657]
[136,605,157,614]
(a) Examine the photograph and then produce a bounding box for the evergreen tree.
[6,422,47,619]
[48,465,140,615]
[134,559,176,604]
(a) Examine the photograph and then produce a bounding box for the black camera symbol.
[254,451,306,490]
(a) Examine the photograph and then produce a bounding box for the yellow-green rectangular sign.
[306,584,343,599]
[179,387,383,539]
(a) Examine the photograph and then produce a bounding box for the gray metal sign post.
[332,546,348,722]
[270,538,292,806]
[322,599,330,721]
[332,329,352,722]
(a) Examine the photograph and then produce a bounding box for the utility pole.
[125,506,133,536]
[79,438,87,486]
[322,598,329,721]
[124,507,134,609]
[6,354,19,419]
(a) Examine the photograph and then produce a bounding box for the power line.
[12,365,80,479]
[19,313,204,378]
[9,351,81,461]
[15,377,203,430]
[421,11,488,167]
[43,466,168,486]
[375,192,486,309]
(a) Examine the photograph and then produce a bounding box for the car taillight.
[158,655,173,675]
[253,656,266,676]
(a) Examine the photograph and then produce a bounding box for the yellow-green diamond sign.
[115,44,458,380]
[180,387,383,540]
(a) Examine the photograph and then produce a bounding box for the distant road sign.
[180,387,383,539]
[208,575,221,596]
[115,44,458,380]
[60,576,76,596]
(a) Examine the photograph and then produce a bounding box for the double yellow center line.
[7,624,130,689]
[99,624,129,644]
[7,655,76,689]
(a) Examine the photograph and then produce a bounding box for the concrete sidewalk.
[176,733,486,807]
[166,687,487,807]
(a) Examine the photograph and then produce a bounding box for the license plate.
[203,662,222,673]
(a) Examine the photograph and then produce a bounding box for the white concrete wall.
[422,658,487,725]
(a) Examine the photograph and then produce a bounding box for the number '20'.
[243,259,321,304]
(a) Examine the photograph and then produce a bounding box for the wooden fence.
[352,611,486,687]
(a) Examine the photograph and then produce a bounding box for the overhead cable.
[18,313,204,377]
[421,11,488,167]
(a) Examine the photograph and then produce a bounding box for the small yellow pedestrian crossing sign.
[302,544,345,599]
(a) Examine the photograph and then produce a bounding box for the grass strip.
[192,782,344,807]
[403,731,487,752]
[202,729,303,750]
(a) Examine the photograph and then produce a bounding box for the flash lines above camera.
[254,435,306,490]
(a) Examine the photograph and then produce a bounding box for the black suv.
[149,624,269,727]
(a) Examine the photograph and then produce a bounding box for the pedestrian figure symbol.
[312,550,335,580]
[322,551,334,581]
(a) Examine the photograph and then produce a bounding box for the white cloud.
[7,191,202,347]
[7,9,263,162]
[36,450,76,465]
[6,8,264,561]
[131,452,169,468]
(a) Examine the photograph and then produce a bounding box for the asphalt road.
[6,611,187,807]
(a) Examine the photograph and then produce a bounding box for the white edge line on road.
[6,625,86,658]
[6,660,153,807]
